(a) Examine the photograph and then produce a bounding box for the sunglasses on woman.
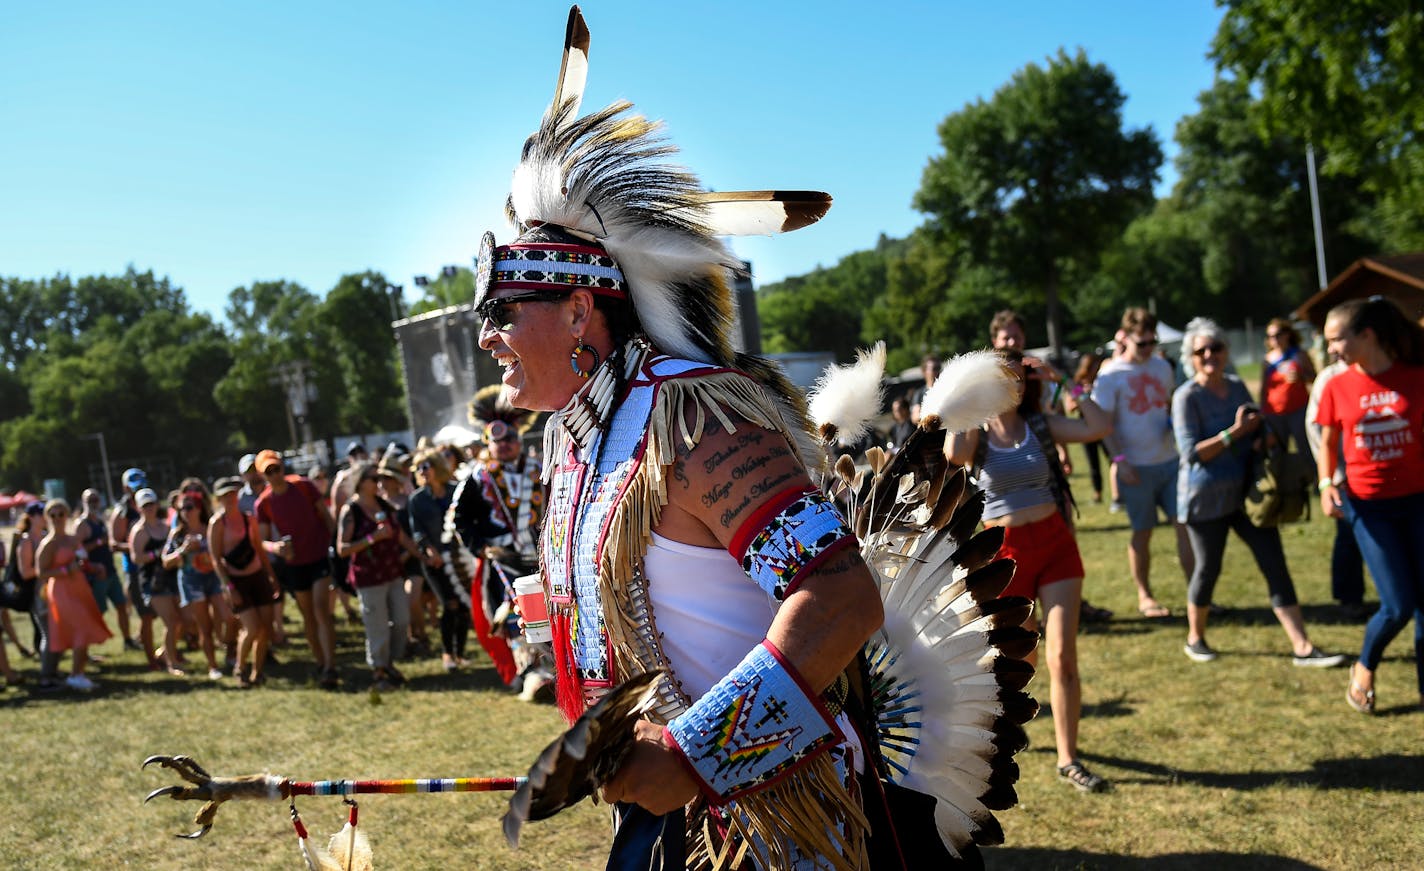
[1193,342,1226,357]
[475,292,567,331]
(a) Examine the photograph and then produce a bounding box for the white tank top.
[642,532,867,773]
[643,533,776,699]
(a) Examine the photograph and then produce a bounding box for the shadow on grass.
[986,847,1327,870]
[1082,750,1424,793]
[1201,602,1377,628]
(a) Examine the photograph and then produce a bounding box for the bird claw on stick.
[143,754,286,839]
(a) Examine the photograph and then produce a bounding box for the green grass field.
[1,456,1419,869]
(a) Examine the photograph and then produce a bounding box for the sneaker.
[319,668,340,690]
[1183,639,1218,663]
[207,668,225,681]
[1109,501,1122,514]
[1293,647,1348,668]
[1058,760,1109,793]
[65,674,96,692]
[123,638,143,652]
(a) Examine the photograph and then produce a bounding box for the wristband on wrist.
[365,534,374,547]
[1219,429,1234,448]
[665,640,841,804]
[1318,478,1335,491]
[1111,454,1126,464]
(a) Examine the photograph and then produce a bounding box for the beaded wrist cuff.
[665,640,841,804]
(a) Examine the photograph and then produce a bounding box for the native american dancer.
[143,7,1038,868]
[483,8,1037,868]
[442,385,555,699]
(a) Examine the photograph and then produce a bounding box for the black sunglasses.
[475,292,567,331]
[1131,336,1158,347]
[1193,342,1226,357]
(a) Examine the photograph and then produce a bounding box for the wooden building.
[1293,253,1424,327]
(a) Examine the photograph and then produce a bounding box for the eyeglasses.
[47,510,67,519]
[1193,342,1226,357]
[262,466,283,477]
[475,292,566,331]
[1265,332,1283,339]
[417,461,434,472]
[1131,336,1158,347]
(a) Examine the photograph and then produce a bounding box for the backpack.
[0,533,35,612]
[1243,419,1314,527]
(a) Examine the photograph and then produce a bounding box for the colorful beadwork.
[737,491,855,600]
[666,641,840,803]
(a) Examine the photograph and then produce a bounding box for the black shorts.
[228,571,280,613]
[277,558,332,594]
[126,564,155,618]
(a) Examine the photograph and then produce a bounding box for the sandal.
[1058,759,1110,793]
[1346,663,1375,715]
[1138,600,1171,619]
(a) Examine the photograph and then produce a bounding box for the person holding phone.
[1172,319,1344,667]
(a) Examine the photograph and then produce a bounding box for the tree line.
[758,1,1422,373]
[0,270,410,493]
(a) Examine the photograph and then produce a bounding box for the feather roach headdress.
[468,384,539,443]
[473,5,832,461]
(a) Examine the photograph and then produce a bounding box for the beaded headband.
[474,230,627,306]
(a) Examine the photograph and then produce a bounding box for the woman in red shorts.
[948,349,1113,793]
[209,477,279,687]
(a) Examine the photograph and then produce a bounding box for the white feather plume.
[920,351,1019,434]
[807,342,886,445]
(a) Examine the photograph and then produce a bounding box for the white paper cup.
[513,573,553,643]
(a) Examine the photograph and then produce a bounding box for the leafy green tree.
[1212,0,1424,249]
[757,247,890,363]
[317,272,406,434]
[914,49,1162,360]
[407,267,475,316]
[1172,78,1377,309]
[215,280,329,449]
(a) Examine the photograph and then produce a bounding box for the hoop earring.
[570,340,601,378]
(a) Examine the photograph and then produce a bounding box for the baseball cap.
[255,449,283,474]
[238,453,258,474]
[24,500,45,516]
[346,441,368,457]
[134,488,160,507]
[122,467,148,490]
[212,476,243,497]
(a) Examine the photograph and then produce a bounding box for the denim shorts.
[89,571,126,612]
[178,568,223,607]
[1121,459,1179,531]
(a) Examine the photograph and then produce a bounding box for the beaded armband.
[665,640,841,804]
[728,488,856,601]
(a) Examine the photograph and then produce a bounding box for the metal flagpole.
[1306,144,1329,289]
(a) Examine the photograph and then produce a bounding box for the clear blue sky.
[0,1,1223,321]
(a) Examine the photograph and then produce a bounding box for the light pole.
[386,284,405,322]
[1306,144,1329,289]
[81,432,115,504]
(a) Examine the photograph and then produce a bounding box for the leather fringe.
[584,370,867,867]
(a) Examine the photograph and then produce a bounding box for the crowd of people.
[0,428,552,697]
[878,300,1421,793]
[0,300,1416,752]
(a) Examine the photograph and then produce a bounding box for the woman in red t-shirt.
[1316,297,1424,714]
[1261,318,1316,457]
